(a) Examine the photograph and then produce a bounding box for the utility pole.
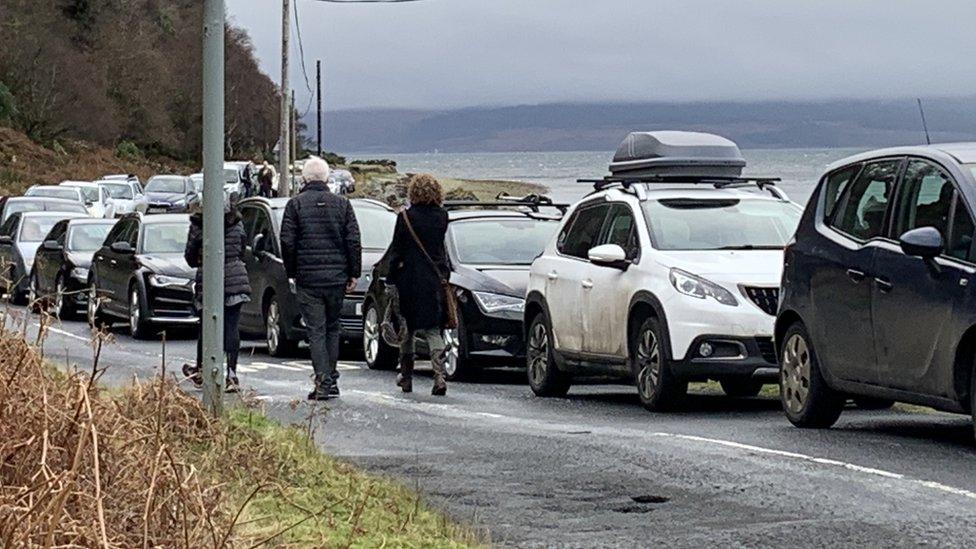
[201,0,225,416]
[291,90,298,193]
[278,0,291,197]
[316,59,322,157]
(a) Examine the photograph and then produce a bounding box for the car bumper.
[669,335,778,381]
[661,290,776,362]
[340,293,365,339]
[146,203,188,214]
[147,286,196,323]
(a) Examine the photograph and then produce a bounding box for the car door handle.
[874,277,893,293]
[581,279,593,290]
[547,271,558,281]
[846,269,866,283]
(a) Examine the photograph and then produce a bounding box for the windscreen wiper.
[717,245,783,250]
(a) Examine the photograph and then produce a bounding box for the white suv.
[524,181,802,411]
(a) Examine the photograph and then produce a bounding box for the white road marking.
[43,326,91,343]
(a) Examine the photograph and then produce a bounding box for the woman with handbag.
[385,174,456,396]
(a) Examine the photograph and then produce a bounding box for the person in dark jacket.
[280,157,362,400]
[386,174,451,396]
[258,162,275,198]
[181,200,252,393]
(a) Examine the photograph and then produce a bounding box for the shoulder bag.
[400,210,459,329]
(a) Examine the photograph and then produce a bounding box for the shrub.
[113,140,142,160]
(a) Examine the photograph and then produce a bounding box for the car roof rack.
[444,193,570,214]
[577,175,788,201]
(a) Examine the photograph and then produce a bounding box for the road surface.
[8,304,976,548]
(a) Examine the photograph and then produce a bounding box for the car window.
[240,206,259,240]
[253,210,276,255]
[68,224,113,252]
[822,165,859,221]
[893,160,954,242]
[46,221,67,244]
[146,177,188,193]
[352,205,396,250]
[101,183,133,199]
[125,220,140,247]
[449,218,558,265]
[141,223,188,254]
[643,199,800,250]
[558,203,610,259]
[104,218,131,245]
[602,204,639,260]
[830,159,900,240]
[28,187,80,201]
[19,217,61,243]
[0,215,19,237]
[948,198,975,261]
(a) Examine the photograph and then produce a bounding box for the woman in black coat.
[386,174,451,395]
[182,202,252,392]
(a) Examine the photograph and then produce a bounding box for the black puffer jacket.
[280,180,362,288]
[184,210,252,298]
[387,204,450,331]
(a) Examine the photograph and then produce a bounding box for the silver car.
[97,180,148,216]
[0,211,86,303]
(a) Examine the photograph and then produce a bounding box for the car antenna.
[916,98,931,145]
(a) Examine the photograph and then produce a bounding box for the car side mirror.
[899,227,943,259]
[588,244,630,270]
[110,241,134,254]
[0,235,11,245]
[42,239,62,251]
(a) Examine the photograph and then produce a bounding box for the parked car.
[25,185,86,204]
[363,196,566,379]
[59,181,114,218]
[29,218,117,318]
[102,174,143,190]
[144,175,197,213]
[524,132,802,411]
[97,179,148,216]
[224,161,252,198]
[777,144,976,430]
[0,197,89,224]
[0,211,87,304]
[236,197,396,356]
[328,169,356,195]
[87,213,196,338]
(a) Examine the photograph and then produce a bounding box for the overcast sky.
[226,0,976,111]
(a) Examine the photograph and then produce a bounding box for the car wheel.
[27,271,42,312]
[265,294,298,357]
[526,311,570,397]
[444,315,480,381]
[53,275,70,319]
[780,322,844,428]
[363,301,397,370]
[852,396,894,410]
[7,266,26,305]
[720,378,764,398]
[87,282,109,328]
[633,317,686,412]
[129,285,152,339]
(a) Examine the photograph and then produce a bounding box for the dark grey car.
[0,211,86,303]
[776,143,976,432]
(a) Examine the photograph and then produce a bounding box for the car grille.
[339,317,363,334]
[742,286,779,316]
[755,337,777,364]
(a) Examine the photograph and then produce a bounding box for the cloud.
[226,0,976,110]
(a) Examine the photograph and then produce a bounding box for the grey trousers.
[400,328,448,377]
[296,285,344,384]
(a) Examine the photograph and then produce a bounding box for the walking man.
[280,157,361,400]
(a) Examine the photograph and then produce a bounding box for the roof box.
[609,131,746,178]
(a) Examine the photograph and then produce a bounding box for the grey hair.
[301,156,331,182]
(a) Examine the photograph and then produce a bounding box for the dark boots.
[308,373,333,401]
[397,354,414,393]
[431,349,447,396]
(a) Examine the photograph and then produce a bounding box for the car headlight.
[668,268,738,306]
[70,267,89,280]
[472,291,525,314]
[148,274,192,288]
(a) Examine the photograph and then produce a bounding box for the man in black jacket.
[280,157,362,400]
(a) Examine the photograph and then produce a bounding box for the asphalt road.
[9,304,976,548]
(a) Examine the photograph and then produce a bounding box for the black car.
[88,213,196,338]
[363,197,565,380]
[0,197,89,224]
[29,218,117,318]
[776,144,976,431]
[236,197,396,356]
[144,175,197,214]
[0,211,87,304]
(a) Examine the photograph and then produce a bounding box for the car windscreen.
[141,223,189,254]
[353,206,396,249]
[189,175,204,192]
[224,168,240,184]
[28,187,79,201]
[146,177,187,193]
[642,198,801,251]
[101,183,133,199]
[449,218,558,265]
[19,217,62,243]
[72,186,99,202]
[68,224,112,251]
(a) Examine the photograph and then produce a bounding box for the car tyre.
[129,284,152,339]
[265,294,298,357]
[526,311,571,397]
[363,300,397,370]
[27,270,43,312]
[87,281,110,328]
[852,396,894,410]
[7,265,26,306]
[444,315,481,381]
[633,317,686,412]
[720,378,764,398]
[780,322,844,428]
[54,275,72,320]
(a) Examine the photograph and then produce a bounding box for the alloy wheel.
[27,273,38,308]
[443,329,460,377]
[781,333,811,414]
[129,289,141,336]
[266,300,281,355]
[87,284,99,325]
[527,320,549,387]
[54,279,65,318]
[636,327,661,401]
[363,305,380,365]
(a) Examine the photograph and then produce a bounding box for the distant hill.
[316,98,976,153]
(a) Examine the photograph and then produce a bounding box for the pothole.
[613,505,655,514]
[631,495,669,504]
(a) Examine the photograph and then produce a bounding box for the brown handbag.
[400,210,459,329]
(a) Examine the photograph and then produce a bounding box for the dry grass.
[0,312,482,547]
